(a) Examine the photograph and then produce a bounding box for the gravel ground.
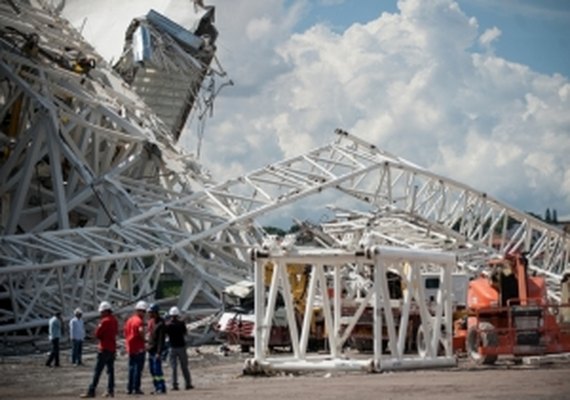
[1,343,569,400]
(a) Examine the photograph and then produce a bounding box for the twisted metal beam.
[0,2,567,340]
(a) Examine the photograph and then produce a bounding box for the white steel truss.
[2,126,569,334]
[2,125,569,334]
[0,2,568,341]
[245,245,457,373]
[0,1,250,337]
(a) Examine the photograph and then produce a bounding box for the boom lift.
[454,253,570,364]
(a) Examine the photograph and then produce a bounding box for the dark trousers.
[46,338,60,367]
[71,339,83,365]
[127,352,145,393]
[148,352,166,393]
[87,350,115,395]
[169,346,191,389]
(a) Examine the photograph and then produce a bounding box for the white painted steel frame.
[5,129,567,274]
[0,1,249,337]
[1,2,568,339]
[246,245,457,373]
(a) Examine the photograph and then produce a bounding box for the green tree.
[263,226,287,237]
[288,224,300,234]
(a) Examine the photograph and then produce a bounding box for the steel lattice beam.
[3,126,569,332]
[0,2,568,340]
[0,1,248,336]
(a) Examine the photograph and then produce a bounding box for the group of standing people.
[45,300,194,398]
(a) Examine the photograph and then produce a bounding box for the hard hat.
[98,301,112,312]
[148,303,160,313]
[74,308,83,315]
[169,306,180,316]
[135,300,148,311]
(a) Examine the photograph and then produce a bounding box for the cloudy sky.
[63,0,570,226]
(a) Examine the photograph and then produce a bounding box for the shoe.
[185,385,194,390]
[171,387,179,391]
[134,390,144,395]
[80,393,95,398]
[103,393,114,398]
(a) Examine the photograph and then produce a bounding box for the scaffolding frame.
[245,245,457,373]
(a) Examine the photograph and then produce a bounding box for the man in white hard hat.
[165,306,194,390]
[81,301,118,398]
[124,300,147,395]
[70,308,85,366]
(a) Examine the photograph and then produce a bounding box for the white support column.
[316,264,335,356]
[46,122,70,229]
[246,245,458,374]
[278,263,301,358]
[299,266,318,358]
[396,265,413,356]
[333,265,341,357]
[262,261,280,353]
[443,266,453,356]
[377,259,399,358]
[373,259,382,370]
[254,255,265,361]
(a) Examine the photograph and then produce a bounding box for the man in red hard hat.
[81,301,119,398]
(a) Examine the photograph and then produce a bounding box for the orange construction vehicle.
[453,253,570,364]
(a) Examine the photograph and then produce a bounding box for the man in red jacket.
[124,300,147,395]
[81,301,119,398]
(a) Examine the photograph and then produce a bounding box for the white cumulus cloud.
[63,0,570,224]
[479,26,501,49]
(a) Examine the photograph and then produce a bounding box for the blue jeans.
[71,339,83,365]
[87,350,115,396]
[148,352,166,393]
[127,352,145,393]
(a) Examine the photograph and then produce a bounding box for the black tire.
[240,344,251,353]
[467,321,498,365]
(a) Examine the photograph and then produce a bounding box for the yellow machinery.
[264,263,326,350]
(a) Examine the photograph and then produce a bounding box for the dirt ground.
[1,343,570,400]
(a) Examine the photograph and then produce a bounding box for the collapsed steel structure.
[0,1,569,344]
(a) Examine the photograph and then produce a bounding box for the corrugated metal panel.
[132,25,152,63]
[147,9,203,51]
[131,68,202,134]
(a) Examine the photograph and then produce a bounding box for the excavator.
[453,253,570,364]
